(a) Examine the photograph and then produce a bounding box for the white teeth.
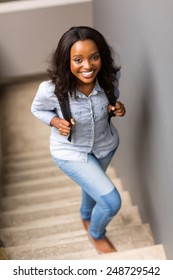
[81,71,94,77]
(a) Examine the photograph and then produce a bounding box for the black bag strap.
[59,95,72,142]
[106,91,118,124]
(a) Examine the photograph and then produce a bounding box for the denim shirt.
[31,80,119,162]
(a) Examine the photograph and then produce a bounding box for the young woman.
[31,26,126,254]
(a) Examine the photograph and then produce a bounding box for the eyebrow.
[72,51,100,58]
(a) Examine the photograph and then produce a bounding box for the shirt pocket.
[70,100,89,124]
[94,104,108,121]
[72,109,86,123]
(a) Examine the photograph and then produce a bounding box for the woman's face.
[70,39,101,90]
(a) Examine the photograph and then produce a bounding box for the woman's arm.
[31,82,58,126]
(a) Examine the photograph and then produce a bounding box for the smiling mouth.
[81,70,94,78]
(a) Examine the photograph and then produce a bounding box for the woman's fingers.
[108,101,126,117]
[59,118,75,135]
[115,102,126,116]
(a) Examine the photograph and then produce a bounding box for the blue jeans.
[52,149,121,239]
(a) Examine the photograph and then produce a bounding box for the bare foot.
[81,219,117,253]
[81,219,90,231]
[88,234,117,254]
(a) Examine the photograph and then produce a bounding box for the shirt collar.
[76,80,102,98]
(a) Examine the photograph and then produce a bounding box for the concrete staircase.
[0,77,166,259]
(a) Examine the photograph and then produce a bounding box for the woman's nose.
[83,60,91,69]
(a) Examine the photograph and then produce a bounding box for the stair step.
[3,164,117,184]
[18,221,150,247]
[1,186,81,211]
[1,178,123,211]
[1,206,142,246]
[44,245,166,260]
[3,223,154,260]
[3,149,50,163]
[0,199,81,228]
[3,165,63,183]
[3,152,117,177]
[49,249,98,260]
[2,175,122,197]
[0,191,132,227]
[107,223,154,251]
[3,156,53,172]
[4,235,95,260]
[85,244,166,260]
[3,175,77,196]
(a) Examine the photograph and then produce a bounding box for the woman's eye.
[74,58,82,63]
[91,54,100,61]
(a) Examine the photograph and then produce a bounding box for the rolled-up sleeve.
[31,81,57,126]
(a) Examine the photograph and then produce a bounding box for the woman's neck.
[76,82,95,97]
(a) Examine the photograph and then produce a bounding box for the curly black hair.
[48,26,120,101]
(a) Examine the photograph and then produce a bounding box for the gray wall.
[0,88,2,225]
[0,0,93,81]
[93,0,173,259]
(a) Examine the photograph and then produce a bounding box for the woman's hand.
[108,101,126,117]
[50,116,75,136]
